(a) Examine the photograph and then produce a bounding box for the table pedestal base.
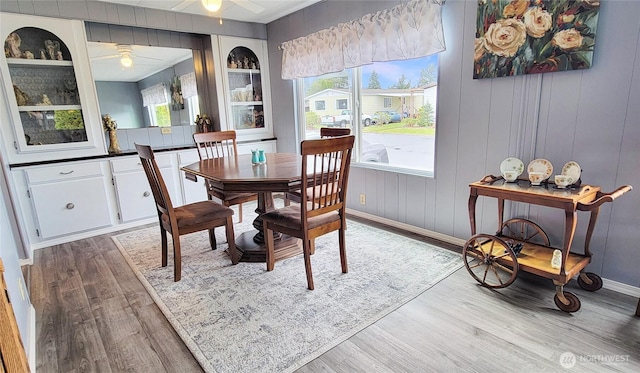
[235,229,301,263]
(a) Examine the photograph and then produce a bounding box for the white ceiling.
[88,42,194,82]
[97,0,322,24]
[90,0,322,81]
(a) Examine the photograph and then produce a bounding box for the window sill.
[352,161,434,178]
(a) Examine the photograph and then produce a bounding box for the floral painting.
[474,0,600,79]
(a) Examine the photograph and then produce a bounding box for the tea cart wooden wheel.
[498,218,550,246]
[577,272,603,292]
[554,291,581,313]
[463,234,519,289]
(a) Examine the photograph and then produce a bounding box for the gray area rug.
[112,204,462,373]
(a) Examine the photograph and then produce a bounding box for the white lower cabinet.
[177,149,208,205]
[111,154,178,222]
[25,161,111,239]
[12,143,278,252]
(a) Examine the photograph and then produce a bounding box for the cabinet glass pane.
[5,27,87,146]
[19,110,87,145]
[226,46,264,131]
[231,105,264,129]
[10,65,80,106]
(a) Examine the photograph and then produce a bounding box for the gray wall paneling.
[267,0,640,287]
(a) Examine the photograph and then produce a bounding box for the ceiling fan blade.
[172,0,198,12]
[91,54,120,61]
[230,0,265,14]
[135,55,165,62]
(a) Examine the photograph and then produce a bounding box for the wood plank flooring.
[29,219,640,372]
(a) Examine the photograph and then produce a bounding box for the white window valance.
[280,0,446,80]
[141,84,167,107]
[179,72,198,99]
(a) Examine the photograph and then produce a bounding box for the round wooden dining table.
[180,153,303,263]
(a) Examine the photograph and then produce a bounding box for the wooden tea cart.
[465,175,632,313]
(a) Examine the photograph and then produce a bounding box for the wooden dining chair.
[284,127,352,206]
[135,144,238,282]
[262,135,355,290]
[193,131,257,223]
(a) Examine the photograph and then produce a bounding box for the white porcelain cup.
[554,174,573,188]
[502,170,519,182]
[528,171,545,186]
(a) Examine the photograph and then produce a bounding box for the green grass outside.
[363,122,435,136]
[307,121,436,136]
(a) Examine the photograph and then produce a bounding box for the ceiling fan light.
[202,0,222,12]
[120,54,133,68]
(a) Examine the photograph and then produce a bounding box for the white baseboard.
[346,208,466,247]
[602,278,640,298]
[346,208,640,298]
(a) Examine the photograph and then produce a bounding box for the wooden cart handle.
[577,185,633,211]
[479,174,502,184]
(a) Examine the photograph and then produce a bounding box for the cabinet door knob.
[66,203,75,209]
[143,191,150,197]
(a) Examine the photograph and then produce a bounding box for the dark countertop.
[8,138,277,169]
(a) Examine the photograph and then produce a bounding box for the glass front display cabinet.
[214,36,272,141]
[0,14,105,161]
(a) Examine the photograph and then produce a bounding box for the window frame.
[147,103,171,127]
[295,64,437,178]
[314,100,326,110]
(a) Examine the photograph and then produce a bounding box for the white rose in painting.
[524,7,552,38]
[552,28,584,50]
[483,18,527,57]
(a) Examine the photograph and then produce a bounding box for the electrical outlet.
[161,127,172,134]
[359,193,366,205]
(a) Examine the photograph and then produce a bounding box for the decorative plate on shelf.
[499,157,524,176]
[562,161,581,182]
[527,159,553,180]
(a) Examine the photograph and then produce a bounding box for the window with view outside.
[148,103,171,127]
[298,55,438,173]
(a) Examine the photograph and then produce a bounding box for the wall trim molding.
[346,208,640,299]
[346,208,466,247]
[602,279,640,298]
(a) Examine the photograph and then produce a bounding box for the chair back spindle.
[301,136,353,221]
[194,131,239,160]
[193,131,257,223]
[136,143,173,218]
[284,127,352,206]
[135,143,237,281]
[262,135,355,289]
